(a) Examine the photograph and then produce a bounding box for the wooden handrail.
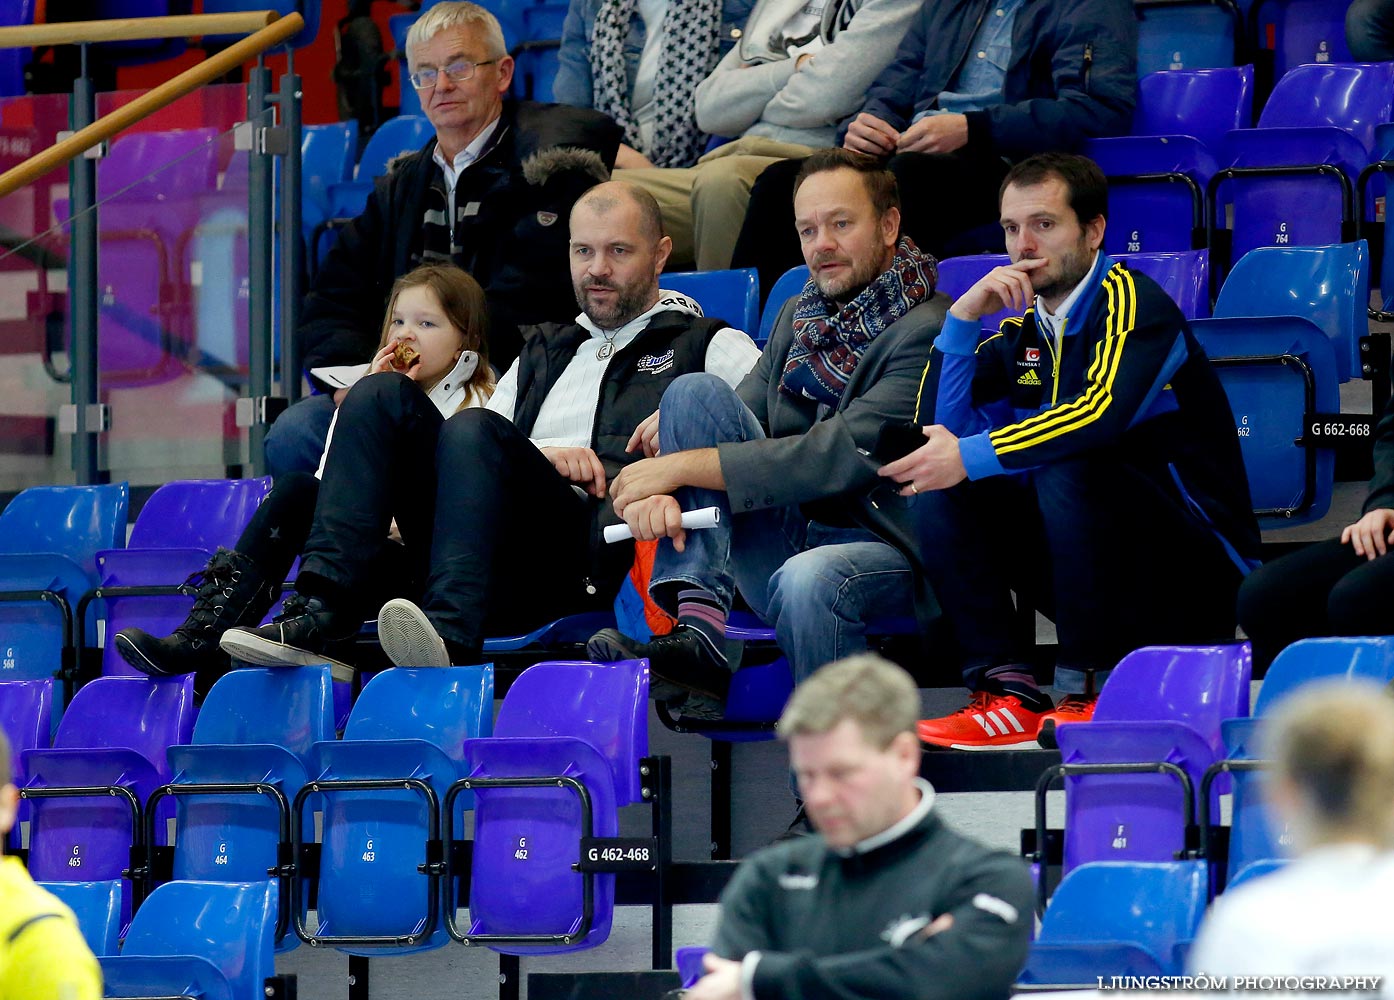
[0,12,279,50]
[0,12,305,201]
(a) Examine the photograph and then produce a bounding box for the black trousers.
[916,454,1245,691]
[1237,536,1394,670]
[731,149,1013,301]
[297,373,628,650]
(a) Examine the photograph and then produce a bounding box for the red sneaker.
[1035,694,1098,750]
[917,691,1048,750]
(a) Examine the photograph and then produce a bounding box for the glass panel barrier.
[0,83,280,490]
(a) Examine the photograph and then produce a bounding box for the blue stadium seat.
[1225,857,1287,891]
[37,879,122,956]
[1210,63,1394,275]
[1253,0,1353,80]
[0,484,128,687]
[1019,861,1208,984]
[1135,0,1244,75]
[1086,66,1253,255]
[0,0,35,98]
[88,1,192,67]
[0,678,52,850]
[454,658,648,954]
[677,945,711,988]
[152,666,335,950]
[21,675,196,927]
[757,265,811,345]
[99,880,277,1000]
[302,121,359,276]
[1211,240,1367,384]
[1206,641,1394,884]
[513,3,568,101]
[293,666,494,954]
[662,269,761,335]
[1190,315,1340,525]
[481,611,616,653]
[89,477,272,678]
[316,115,435,254]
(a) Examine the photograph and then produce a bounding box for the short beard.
[814,255,884,304]
[576,280,652,329]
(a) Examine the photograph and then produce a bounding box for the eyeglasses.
[409,58,497,90]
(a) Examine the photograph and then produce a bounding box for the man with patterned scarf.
[554,0,753,171]
[587,148,948,707]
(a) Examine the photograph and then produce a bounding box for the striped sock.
[677,588,727,667]
[984,665,1050,712]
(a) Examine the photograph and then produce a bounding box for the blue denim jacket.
[553,0,756,110]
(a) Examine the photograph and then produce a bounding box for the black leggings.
[1237,537,1394,670]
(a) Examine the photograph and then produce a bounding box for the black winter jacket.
[299,101,621,385]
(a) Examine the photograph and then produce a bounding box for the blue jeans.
[651,373,914,683]
[264,394,336,478]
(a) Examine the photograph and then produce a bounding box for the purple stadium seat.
[0,678,52,850]
[21,675,196,926]
[0,1,35,98]
[294,666,495,954]
[677,946,711,988]
[1086,66,1253,255]
[91,477,272,677]
[1254,0,1353,80]
[1091,644,1252,755]
[1212,63,1394,272]
[935,254,1016,334]
[157,666,335,950]
[1117,249,1210,318]
[457,659,649,954]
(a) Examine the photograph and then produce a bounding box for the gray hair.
[406,2,508,63]
[779,654,919,749]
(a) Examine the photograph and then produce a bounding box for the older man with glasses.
[264,1,623,478]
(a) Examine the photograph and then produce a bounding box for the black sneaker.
[219,593,358,681]
[586,624,731,701]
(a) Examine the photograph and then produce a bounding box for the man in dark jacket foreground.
[264,0,622,476]
[688,654,1033,1000]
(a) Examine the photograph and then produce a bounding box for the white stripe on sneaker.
[997,707,1027,733]
[975,713,1000,736]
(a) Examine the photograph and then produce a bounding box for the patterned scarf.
[589,0,722,168]
[780,237,938,406]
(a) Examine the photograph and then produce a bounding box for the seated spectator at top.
[728,0,1137,296]
[1189,681,1394,985]
[881,153,1258,749]
[582,150,948,712]
[617,0,919,270]
[553,0,754,175]
[218,182,761,675]
[265,1,621,478]
[1237,388,1394,670]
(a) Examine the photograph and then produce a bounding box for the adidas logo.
[972,708,1029,737]
[1017,370,1042,386]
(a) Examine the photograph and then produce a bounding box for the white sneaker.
[377,598,451,668]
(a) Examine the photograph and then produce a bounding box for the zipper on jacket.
[1082,42,1093,92]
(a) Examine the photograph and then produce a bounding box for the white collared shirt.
[1033,250,1101,346]
[431,116,502,218]
[486,290,761,449]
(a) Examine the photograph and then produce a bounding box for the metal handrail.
[0,12,303,201]
[0,12,278,49]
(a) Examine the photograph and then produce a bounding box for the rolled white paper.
[603,505,722,543]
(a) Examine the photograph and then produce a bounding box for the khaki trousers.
[619,137,816,271]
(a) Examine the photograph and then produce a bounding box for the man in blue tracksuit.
[881,153,1260,750]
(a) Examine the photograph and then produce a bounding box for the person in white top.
[115,264,495,693]
[218,180,761,674]
[1189,680,1394,993]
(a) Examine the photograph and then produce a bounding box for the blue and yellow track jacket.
[916,254,1261,570]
